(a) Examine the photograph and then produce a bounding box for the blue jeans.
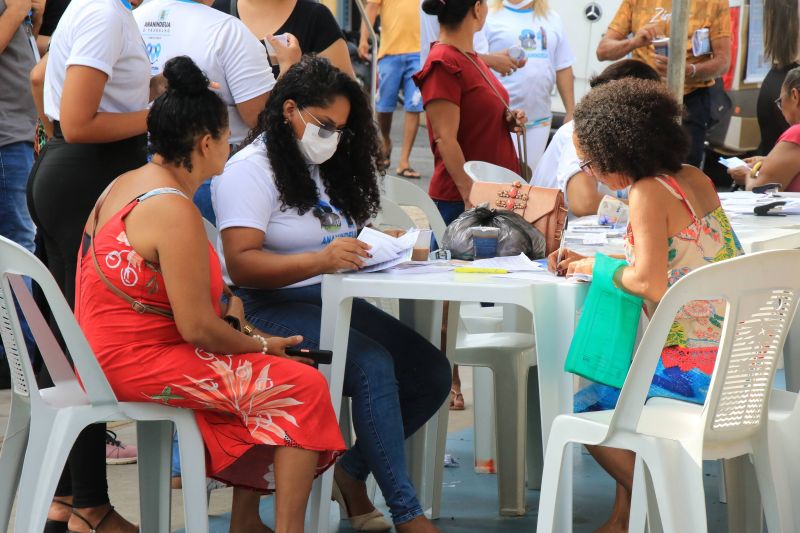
[0,142,35,253]
[432,199,465,250]
[377,53,424,113]
[237,284,451,524]
[0,142,36,362]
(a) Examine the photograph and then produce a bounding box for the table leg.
[311,278,353,533]
[533,285,585,532]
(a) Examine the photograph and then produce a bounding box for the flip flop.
[449,389,465,411]
[396,167,421,179]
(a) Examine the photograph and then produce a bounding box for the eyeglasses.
[579,158,594,176]
[775,95,785,111]
[300,108,345,142]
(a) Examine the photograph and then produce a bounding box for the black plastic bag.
[441,206,546,260]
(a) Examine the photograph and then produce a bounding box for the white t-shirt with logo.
[485,7,574,123]
[45,0,150,121]
[212,137,359,288]
[134,0,275,144]
[535,120,621,219]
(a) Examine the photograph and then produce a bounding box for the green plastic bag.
[564,253,643,389]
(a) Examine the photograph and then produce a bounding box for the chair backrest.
[374,196,416,231]
[0,237,117,407]
[382,175,447,244]
[463,161,522,184]
[610,250,800,446]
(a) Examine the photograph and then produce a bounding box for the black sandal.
[67,505,138,533]
[44,499,72,533]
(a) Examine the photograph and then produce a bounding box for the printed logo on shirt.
[143,11,172,35]
[519,28,549,59]
[146,43,162,64]
[314,200,357,245]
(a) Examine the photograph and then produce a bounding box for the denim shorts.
[376,53,424,113]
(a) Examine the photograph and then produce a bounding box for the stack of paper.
[355,227,419,273]
[719,192,800,215]
[471,253,546,271]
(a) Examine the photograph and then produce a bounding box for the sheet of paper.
[382,261,457,275]
[718,156,749,169]
[356,227,419,273]
[471,253,545,272]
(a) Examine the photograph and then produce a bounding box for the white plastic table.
[309,271,587,533]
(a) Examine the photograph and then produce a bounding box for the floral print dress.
[75,188,345,490]
[574,175,743,412]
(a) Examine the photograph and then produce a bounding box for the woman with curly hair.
[548,78,743,532]
[212,55,450,533]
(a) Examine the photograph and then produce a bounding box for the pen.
[554,228,567,273]
[454,267,509,274]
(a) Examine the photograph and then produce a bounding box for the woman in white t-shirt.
[213,56,450,533]
[26,0,151,530]
[485,0,575,184]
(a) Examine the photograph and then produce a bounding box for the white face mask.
[296,110,340,165]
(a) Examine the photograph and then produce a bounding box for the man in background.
[359,0,423,178]
[596,0,731,167]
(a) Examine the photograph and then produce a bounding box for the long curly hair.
[241,55,382,226]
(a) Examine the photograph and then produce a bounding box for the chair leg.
[14,413,79,533]
[137,420,173,533]
[0,396,29,531]
[492,353,528,516]
[751,437,790,533]
[174,415,209,533]
[723,456,764,533]
[525,366,543,490]
[535,425,572,533]
[639,444,707,533]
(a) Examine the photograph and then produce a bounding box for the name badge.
[692,28,711,57]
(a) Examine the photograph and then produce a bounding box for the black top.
[232,0,343,79]
[40,0,69,36]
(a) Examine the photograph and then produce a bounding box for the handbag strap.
[90,182,175,319]
[455,46,529,180]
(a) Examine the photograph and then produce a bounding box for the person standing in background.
[26,0,153,527]
[596,0,732,168]
[359,0,423,178]
[0,0,42,389]
[232,0,354,79]
[134,0,288,224]
[485,0,575,184]
[757,0,800,155]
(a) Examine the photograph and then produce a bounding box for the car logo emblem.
[585,2,602,22]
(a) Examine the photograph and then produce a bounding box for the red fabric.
[723,7,740,90]
[413,43,519,202]
[75,199,345,491]
[777,124,800,192]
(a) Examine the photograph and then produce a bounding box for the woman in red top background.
[729,66,800,191]
[414,0,525,410]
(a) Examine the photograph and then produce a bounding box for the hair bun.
[163,56,209,96]
[421,0,444,16]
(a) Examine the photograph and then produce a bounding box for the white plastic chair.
[449,310,540,516]
[0,236,209,533]
[536,249,800,533]
[383,175,447,244]
[761,388,800,530]
[463,161,524,184]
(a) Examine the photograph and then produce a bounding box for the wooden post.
[667,0,689,105]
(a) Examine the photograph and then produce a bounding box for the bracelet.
[252,334,268,355]
[689,63,697,79]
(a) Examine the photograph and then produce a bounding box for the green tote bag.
[564,253,643,389]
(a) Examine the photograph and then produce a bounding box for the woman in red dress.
[74,56,345,533]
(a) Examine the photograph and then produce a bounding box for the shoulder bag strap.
[230,0,238,17]
[457,47,529,180]
[90,183,175,319]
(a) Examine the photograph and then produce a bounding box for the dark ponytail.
[421,0,481,29]
[147,56,228,171]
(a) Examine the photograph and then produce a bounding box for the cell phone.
[264,33,290,55]
[285,347,333,365]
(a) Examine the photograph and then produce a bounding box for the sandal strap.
[53,498,74,509]
[71,505,115,533]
